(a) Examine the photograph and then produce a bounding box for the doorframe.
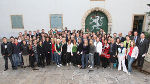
[131,14,146,32]
[81,7,112,34]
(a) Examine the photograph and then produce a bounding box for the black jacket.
[12,42,21,54]
[21,44,29,55]
[137,38,149,55]
[1,42,12,55]
[62,43,67,54]
[110,43,117,56]
[37,44,45,55]
[43,41,52,53]
[77,43,83,54]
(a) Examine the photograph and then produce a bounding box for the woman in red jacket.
[101,39,110,68]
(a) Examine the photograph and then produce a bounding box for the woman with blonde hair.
[55,39,62,67]
[81,39,89,69]
[127,40,139,75]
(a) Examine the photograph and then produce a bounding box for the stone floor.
[0,56,150,84]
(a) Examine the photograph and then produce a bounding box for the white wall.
[0,0,149,38]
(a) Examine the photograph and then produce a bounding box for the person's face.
[62,39,65,43]
[46,38,49,41]
[23,41,26,45]
[3,38,7,43]
[29,32,32,35]
[134,32,138,36]
[111,39,114,43]
[117,39,120,43]
[11,38,14,42]
[15,39,18,43]
[140,34,145,39]
[120,43,124,47]
[104,40,107,44]
[96,38,99,42]
[126,36,130,40]
[89,40,93,45]
[131,42,134,46]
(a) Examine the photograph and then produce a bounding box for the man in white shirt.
[94,37,102,69]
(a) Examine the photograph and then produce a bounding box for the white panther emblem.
[90,16,104,31]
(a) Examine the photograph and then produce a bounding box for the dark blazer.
[1,42,12,55]
[12,42,21,54]
[77,43,83,54]
[43,41,52,53]
[137,38,149,55]
[117,37,125,42]
[110,43,117,56]
[131,35,140,45]
[37,44,45,55]
[62,43,67,54]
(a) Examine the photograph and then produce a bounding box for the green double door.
[85,11,108,33]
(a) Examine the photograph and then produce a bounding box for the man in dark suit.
[118,33,125,42]
[44,37,52,65]
[132,31,140,45]
[1,37,14,71]
[137,33,149,70]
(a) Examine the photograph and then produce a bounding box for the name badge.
[5,45,7,49]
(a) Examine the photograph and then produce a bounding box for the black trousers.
[29,55,35,68]
[76,54,82,65]
[38,54,45,67]
[45,52,51,65]
[72,52,77,65]
[94,53,100,66]
[137,54,145,68]
[61,52,67,65]
[3,55,14,69]
[101,57,109,68]
[66,52,71,63]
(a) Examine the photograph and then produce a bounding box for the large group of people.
[1,28,149,75]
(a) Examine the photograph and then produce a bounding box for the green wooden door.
[85,11,108,33]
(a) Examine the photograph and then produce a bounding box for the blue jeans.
[128,55,135,72]
[12,54,19,68]
[56,53,61,65]
[34,53,38,62]
[81,54,89,68]
[89,53,94,67]
[18,53,23,66]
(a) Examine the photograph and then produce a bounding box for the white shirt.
[67,43,73,53]
[94,41,102,55]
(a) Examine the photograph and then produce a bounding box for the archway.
[82,7,112,34]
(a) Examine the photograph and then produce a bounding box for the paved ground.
[0,56,150,84]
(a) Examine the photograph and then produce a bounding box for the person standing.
[110,38,117,68]
[44,37,52,65]
[117,42,128,73]
[21,40,29,68]
[127,41,139,75]
[66,39,73,66]
[94,37,102,69]
[1,37,14,71]
[89,39,96,68]
[72,39,78,66]
[55,39,62,67]
[77,38,83,68]
[12,38,22,69]
[61,38,67,66]
[81,39,89,69]
[37,41,45,68]
[136,33,149,70]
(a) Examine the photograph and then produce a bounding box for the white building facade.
[0,0,150,38]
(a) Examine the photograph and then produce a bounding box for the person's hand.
[71,54,73,56]
[142,54,146,57]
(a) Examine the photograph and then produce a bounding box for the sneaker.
[66,63,69,66]
[128,72,131,75]
[88,65,91,68]
[90,66,93,69]
[59,64,62,66]
[57,65,60,67]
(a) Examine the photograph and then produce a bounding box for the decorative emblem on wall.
[89,15,104,31]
